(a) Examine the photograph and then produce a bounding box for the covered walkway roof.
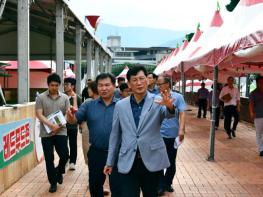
[0,0,112,60]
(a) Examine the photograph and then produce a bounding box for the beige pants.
[255,118,263,152]
[81,121,90,165]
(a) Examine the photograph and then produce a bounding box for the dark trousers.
[41,135,69,185]
[120,158,161,197]
[159,138,177,190]
[67,128,78,164]
[209,106,221,127]
[88,146,121,197]
[224,105,239,134]
[198,99,207,118]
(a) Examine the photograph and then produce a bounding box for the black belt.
[90,145,108,152]
[135,150,141,159]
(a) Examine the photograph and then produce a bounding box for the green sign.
[0,118,34,169]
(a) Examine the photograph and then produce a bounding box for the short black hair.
[119,83,129,91]
[47,73,61,85]
[227,76,234,81]
[96,73,116,85]
[147,72,158,80]
[64,77,76,86]
[256,75,263,83]
[117,77,125,83]
[127,65,147,81]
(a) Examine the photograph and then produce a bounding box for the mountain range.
[95,23,189,48]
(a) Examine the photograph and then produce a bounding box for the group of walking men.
[36,65,186,197]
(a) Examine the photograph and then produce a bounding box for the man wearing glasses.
[157,76,186,196]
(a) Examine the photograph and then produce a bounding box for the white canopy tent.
[184,0,263,71]
[117,66,129,79]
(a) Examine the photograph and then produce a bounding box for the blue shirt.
[160,91,186,138]
[148,86,160,95]
[130,94,146,128]
[76,97,118,150]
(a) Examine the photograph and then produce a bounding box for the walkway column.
[56,1,64,86]
[86,38,93,80]
[17,0,30,103]
[103,55,108,72]
[108,58,112,73]
[180,63,186,97]
[207,65,218,161]
[104,56,109,72]
[99,52,104,73]
[95,47,99,76]
[75,23,82,95]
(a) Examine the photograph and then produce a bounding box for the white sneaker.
[69,163,76,170]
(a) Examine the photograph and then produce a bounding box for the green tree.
[111,63,156,77]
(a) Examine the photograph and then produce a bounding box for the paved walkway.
[2,107,263,197]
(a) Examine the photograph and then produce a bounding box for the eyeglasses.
[157,82,168,86]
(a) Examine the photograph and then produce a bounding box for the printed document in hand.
[174,136,183,149]
[44,110,66,134]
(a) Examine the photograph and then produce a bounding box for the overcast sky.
[70,0,232,31]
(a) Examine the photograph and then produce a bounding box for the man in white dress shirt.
[219,76,240,139]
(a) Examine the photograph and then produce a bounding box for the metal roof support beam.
[86,38,93,80]
[75,23,82,95]
[17,0,30,103]
[56,1,64,87]
[95,47,99,77]
[0,0,7,19]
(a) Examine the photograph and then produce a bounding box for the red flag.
[85,15,100,29]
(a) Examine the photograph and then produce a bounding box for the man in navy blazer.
[104,66,176,197]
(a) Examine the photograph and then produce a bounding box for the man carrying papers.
[219,76,240,139]
[35,73,70,193]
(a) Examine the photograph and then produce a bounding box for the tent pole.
[238,77,241,91]
[245,74,250,97]
[191,79,194,93]
[207,65,218,161]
